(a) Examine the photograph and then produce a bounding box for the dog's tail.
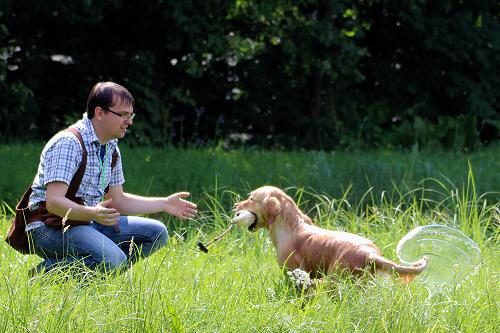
[370,254,427,282]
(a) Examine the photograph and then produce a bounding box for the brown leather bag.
[5,128,117,254]
[5,187,34,254]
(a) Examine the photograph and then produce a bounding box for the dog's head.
[233,186,293,232]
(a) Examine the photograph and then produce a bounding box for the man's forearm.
[46,196,96,221]
[111,192,167,215]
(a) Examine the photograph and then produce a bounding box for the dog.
[233,186,427,282]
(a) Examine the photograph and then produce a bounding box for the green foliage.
[0,1,498,148]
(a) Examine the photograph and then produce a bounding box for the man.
[27,81,198,274]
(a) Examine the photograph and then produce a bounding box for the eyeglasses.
[101,107,136,120]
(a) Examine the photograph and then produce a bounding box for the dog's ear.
[265,196,281,225]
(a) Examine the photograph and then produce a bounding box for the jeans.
[29,216,168,274]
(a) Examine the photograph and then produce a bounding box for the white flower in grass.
[266,288,276,299]
[287,268,312,289]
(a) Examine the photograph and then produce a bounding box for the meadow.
[0,143,499,332]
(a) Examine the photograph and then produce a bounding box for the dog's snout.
[234,201,245,211]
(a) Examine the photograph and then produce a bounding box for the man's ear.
[265,197,281,225]
[94,106,104,120]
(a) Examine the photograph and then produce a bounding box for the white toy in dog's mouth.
[232,210,256,228]
[197,210,257,253]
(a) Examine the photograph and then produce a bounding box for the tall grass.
[1,162,498,332]
[1,143,499,208]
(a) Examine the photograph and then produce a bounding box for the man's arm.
[46,181,120,226]
[106,185,197,219]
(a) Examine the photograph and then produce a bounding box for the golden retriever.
[233,186,427,281]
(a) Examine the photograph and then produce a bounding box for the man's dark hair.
[86,82,134,118]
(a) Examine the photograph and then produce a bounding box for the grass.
[0,144,499,332]
[1,143,499,207]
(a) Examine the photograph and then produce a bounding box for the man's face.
[100,101,134,140]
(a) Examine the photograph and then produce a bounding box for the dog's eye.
[249,197,263,204]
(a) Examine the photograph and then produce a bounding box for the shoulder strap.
[111,149,118,169]
[65,128,87,199]
[104,149,119,194]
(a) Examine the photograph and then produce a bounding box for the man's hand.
[92,198,120,226]
[164,192,198,219]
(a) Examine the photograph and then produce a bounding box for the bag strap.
[65,128,87,199]
[64,128,118,196]
[104,150,119,194]
[16,186,32,211]
[111,149,118,169]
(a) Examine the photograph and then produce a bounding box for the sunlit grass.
[1,171,498,332]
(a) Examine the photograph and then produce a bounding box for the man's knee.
[154,223,169,248]
[101,250,128,272]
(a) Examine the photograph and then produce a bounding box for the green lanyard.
[99,144,109,200]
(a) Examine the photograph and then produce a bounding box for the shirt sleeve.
[109,146,125,186]
[42,135,82,186]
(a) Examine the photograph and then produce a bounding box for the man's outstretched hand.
[164,192,198,219]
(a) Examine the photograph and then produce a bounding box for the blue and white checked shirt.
[27,114,125,230]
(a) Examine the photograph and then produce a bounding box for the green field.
[1,143,499,207]
[1,144,499,332]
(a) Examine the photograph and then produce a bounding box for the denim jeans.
[29,216,168,274]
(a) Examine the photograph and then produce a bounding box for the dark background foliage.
[1,0,498,150]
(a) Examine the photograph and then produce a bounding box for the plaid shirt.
[29,114,125,211]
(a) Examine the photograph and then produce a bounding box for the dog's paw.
[287,268,312,292]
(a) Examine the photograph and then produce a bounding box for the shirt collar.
[81,113,118,147]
